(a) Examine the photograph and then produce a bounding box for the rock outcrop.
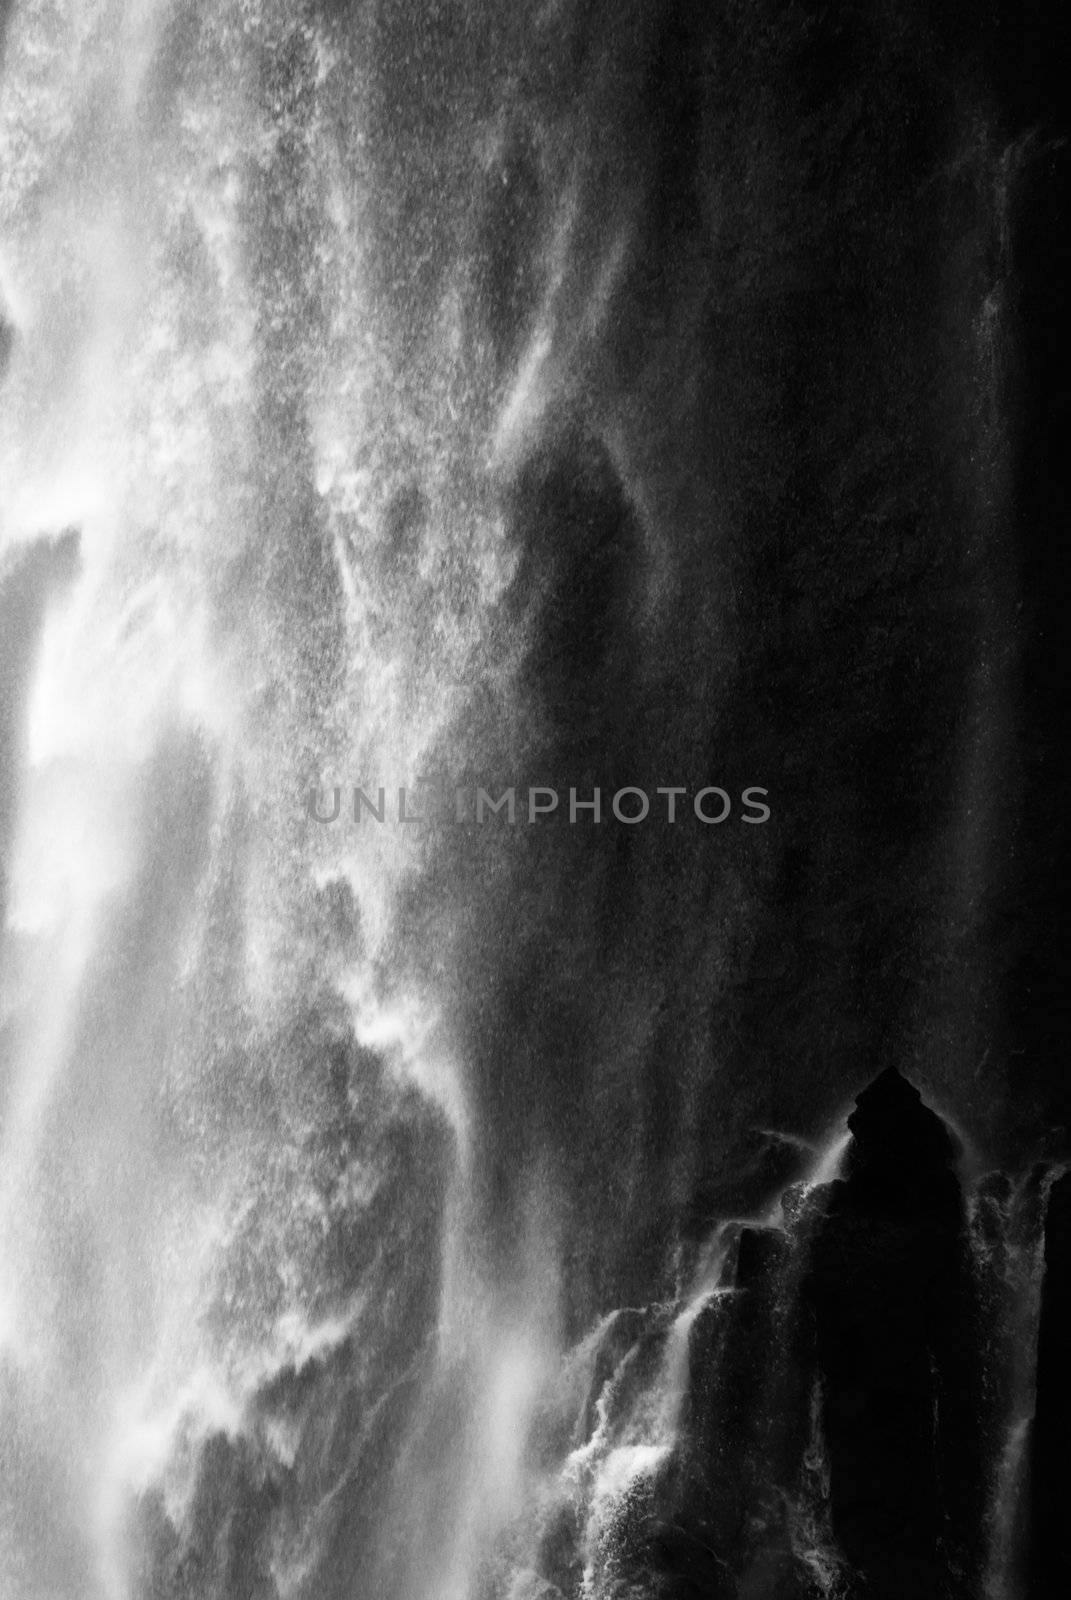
[802,1068,984,1598]
[507,1069,1063,1600]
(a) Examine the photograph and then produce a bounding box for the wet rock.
[802,1068,984,1598]
[560,1070,1048,1599]
[684,1128,812,1241]
[578,1305,654,1442]
[664,1223,815,1598]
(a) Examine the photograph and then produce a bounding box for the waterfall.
[0,2,1062,1598]
[0,4,494,1594]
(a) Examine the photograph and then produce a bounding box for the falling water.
[0,3,505,1594]
[0,2,1060,1598]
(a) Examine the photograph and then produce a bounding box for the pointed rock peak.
[842,1068,961,1214]
[849,1067,956,1155]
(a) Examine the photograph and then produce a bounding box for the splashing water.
[0,4,511,1594]
[0,2,1049,1598]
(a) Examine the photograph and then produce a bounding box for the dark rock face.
[1030,1168,1071,1598]
[839,1066,962,1215]
[675,1225,815,1600]
[802,1069,983,1598]
[511,1068,1061,1599]
[659,1068,990,1599]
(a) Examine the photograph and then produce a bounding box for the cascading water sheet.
[1,4,1067,1600]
